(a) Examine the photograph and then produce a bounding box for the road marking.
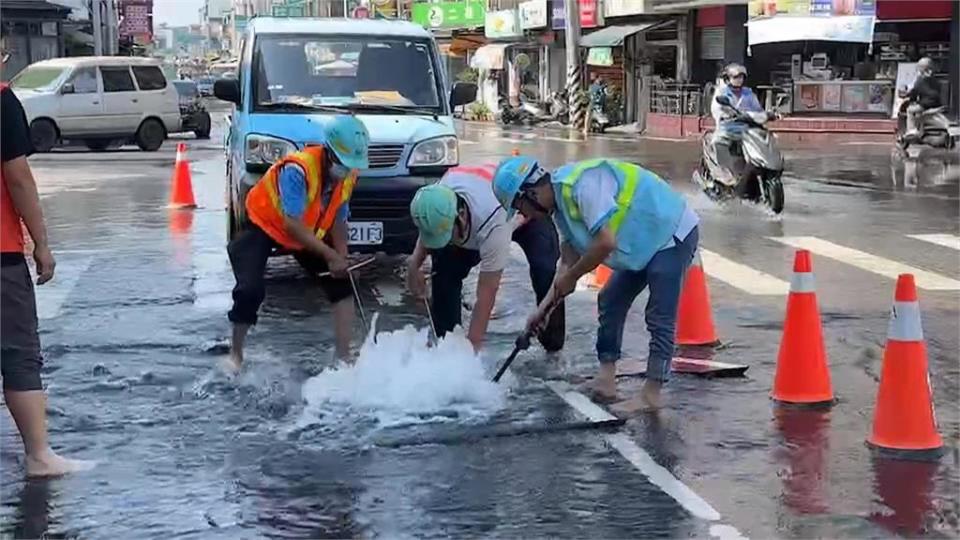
[907,233,960,251]
[35,256,92,320]
[546,381,738,532]
[771,236,960,291]
[459,140,478,145]
[541,136,579,143]
[699,248,790,296]
[498,137,530,144]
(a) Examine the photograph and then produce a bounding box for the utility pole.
[92,0,104,56]
[105,0,117,55]
[563,0,585,132]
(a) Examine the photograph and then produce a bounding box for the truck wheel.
[194,112,211,139]
[135,119,165,151]
[30,119,58,153]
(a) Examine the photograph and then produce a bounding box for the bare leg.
[586,362,618,402]
[5,389,94,477]
[332,298,355,361]
[228,323,250,373]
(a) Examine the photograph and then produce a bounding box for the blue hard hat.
[324,115,369,169]
[492,155,548,217]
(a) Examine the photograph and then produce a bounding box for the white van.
[10,56,181,152]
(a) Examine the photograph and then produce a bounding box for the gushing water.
[298,314,506,431]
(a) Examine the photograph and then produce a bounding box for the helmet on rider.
[492,155,550,218]
[324,115,370,170]
[917,57,935,76]
[723,63,747,88]
[410,184,459,249]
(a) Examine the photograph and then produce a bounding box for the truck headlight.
[245,134,297,166]
[407,136,458,167]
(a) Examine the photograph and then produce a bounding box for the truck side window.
[68,68,98,94]
[101,67,136,92]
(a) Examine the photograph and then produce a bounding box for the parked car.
[217,17,476,255]
[172,80,211,139]
[10,56,180,152]
[196,76,216,96]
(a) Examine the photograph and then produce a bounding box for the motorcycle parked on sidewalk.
[895,101,956,151]
[498,95,533,126]
[695,94,787,214]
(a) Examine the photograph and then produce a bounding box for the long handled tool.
[492,296,563,383]
[317,256,376,278]
[347,270,372,342]
[424,295,439,346]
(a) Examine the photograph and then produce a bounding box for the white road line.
[699,248,790,296]
[541,136,579,143]
[498,137,530,144]
[459,140,478,145]
[35,256,92,320]
[546,381,736,531]
[771,236,960,291]
[907,233,960,251]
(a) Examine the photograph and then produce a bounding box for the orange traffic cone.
[676,249,720,346]
[592,264,613,288]
[169,143,197,209]
[772,250,834,406]
[867,274,943,459]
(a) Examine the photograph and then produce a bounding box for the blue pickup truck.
[216,17,476,255]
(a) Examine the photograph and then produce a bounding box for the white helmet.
[723,63,747,83]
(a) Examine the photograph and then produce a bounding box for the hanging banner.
[411,1,486,30]
[587,47,613,66]
[748,14,875,45]
[748,0,876,18]
[551,0,603,30]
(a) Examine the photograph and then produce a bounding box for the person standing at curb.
[1,82,93,477]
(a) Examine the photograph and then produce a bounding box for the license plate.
[347,222,383,245]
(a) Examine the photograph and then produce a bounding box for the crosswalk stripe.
[907,233,960,251]
[35,256,92,320]
[771,236,960,291]
[699,249,790,295]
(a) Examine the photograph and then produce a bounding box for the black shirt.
[1,87,34,163]
[907,75,943,110]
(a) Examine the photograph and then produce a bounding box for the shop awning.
[748,15,876,46]
[470,44,509,70]
[580,21,668,48]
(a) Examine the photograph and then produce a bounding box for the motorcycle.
[695,93,787,214]
[588,82,610,133]
[895,101,955,151]
[548,89,569,124]
[498,95,533,126]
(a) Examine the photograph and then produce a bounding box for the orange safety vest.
[245,146,356,250]
[0,82,26,254]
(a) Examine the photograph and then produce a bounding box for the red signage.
[352,6,370,18]
[579,0,599,28]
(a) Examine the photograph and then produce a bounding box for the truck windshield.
[252,35,442,113]
[10,66,67,92]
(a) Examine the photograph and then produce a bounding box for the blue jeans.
[596,227,699,383]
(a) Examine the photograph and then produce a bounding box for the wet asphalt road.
[1,112,958,539]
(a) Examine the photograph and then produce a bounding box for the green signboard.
[411,1,485,30]
[273,0,306,17]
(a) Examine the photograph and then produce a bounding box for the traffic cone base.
[168,143,197,209]
[592,264,613,288]
[676,250,720,347]
[772,250,834,406]
[867,274,943,460]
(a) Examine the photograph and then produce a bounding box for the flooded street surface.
[1,115,957,538]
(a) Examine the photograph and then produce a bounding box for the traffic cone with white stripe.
[168,143,197,209]
[676,248,720,346]
[867,274,943,460]
[772,250,834,406]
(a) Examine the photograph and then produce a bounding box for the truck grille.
[368,144,404,169]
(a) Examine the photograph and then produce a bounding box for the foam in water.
[299,314,506,428]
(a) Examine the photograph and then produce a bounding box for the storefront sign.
[604,0,650,18]
[486,9,523,39]
[411,1,485,30]
[699,27,725,60]
[749,0,876,18]
[748,14,875,45]
[587,47,614,66]
[551,0,603,30]
[520,0,548,29]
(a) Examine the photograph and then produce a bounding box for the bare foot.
[610,380,663,415]
[584,363,618,402]
[26,449,96,478]
[219,354,242,376]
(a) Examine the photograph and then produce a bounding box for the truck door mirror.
[450,82,477,108]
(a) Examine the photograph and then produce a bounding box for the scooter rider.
[710,63,765,186]
[407,163,565,353]
[901,57,943,138]
[492,156,699,412]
